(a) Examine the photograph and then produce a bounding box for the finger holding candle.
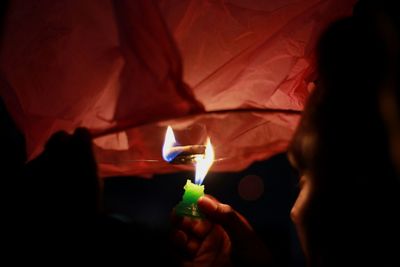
[197,195,273,266]
[171,216,229,264]
[176,222,232,266]
[171,229,188,248]
[197,195,256,243]
[179,216,213,238]
[171,216,214,259]
[171,229,200,257]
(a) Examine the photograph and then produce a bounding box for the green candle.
[175,179,204,218]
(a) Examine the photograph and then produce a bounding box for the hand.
[171,195,273,267]
[171,211,231,267]
[23,128,100,219]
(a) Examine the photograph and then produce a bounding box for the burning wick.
[162,126,215,218]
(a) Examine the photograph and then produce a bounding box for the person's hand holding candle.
[166,126,272,265]
[171,195,273,267]
[171,204,231,267]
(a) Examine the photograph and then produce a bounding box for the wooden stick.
[166,145,206,165]
[167,145,206,156]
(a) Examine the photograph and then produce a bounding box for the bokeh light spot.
[238,174,264,201]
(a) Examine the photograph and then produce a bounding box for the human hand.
[171,210,231,267]
[23,128,100,219]
[171,195,272,267]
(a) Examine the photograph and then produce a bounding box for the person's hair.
[290,13,400,267]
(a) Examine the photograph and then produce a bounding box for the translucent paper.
[0,0,356,177]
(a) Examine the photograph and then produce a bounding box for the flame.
[162,126,214,184]
[195,138,214,185]
[162,126,178,162]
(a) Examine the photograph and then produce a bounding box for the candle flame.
[195,138,214,185]
[162,126,178,162]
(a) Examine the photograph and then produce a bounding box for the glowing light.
[162,126,179,162]
[195,138,214,185]
[162,126,214,185]
[238,175,264,201]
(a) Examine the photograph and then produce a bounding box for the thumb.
[198,195,273,266]
[197,195,253,243]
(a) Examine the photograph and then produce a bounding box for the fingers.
[181,217,213,238]
[45,130,70,151]
[171,197,272,266]
[198,196,273,266]
[171,210,214,258]
[44,128,97,170]
[171,215,213,241]
[171,229,188,249]
[73,127,92,141]
[195,224,231,263]
[45,128,92,150]
[202,194,219,202]
[25,127,99,217]
[197,195,253,242]
[171,228,201,257]
[71,128,95,158]
[171,223,231,265]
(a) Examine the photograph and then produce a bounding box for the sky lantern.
[0,0,356,177]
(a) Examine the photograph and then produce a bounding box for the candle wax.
[175,179,204,218]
